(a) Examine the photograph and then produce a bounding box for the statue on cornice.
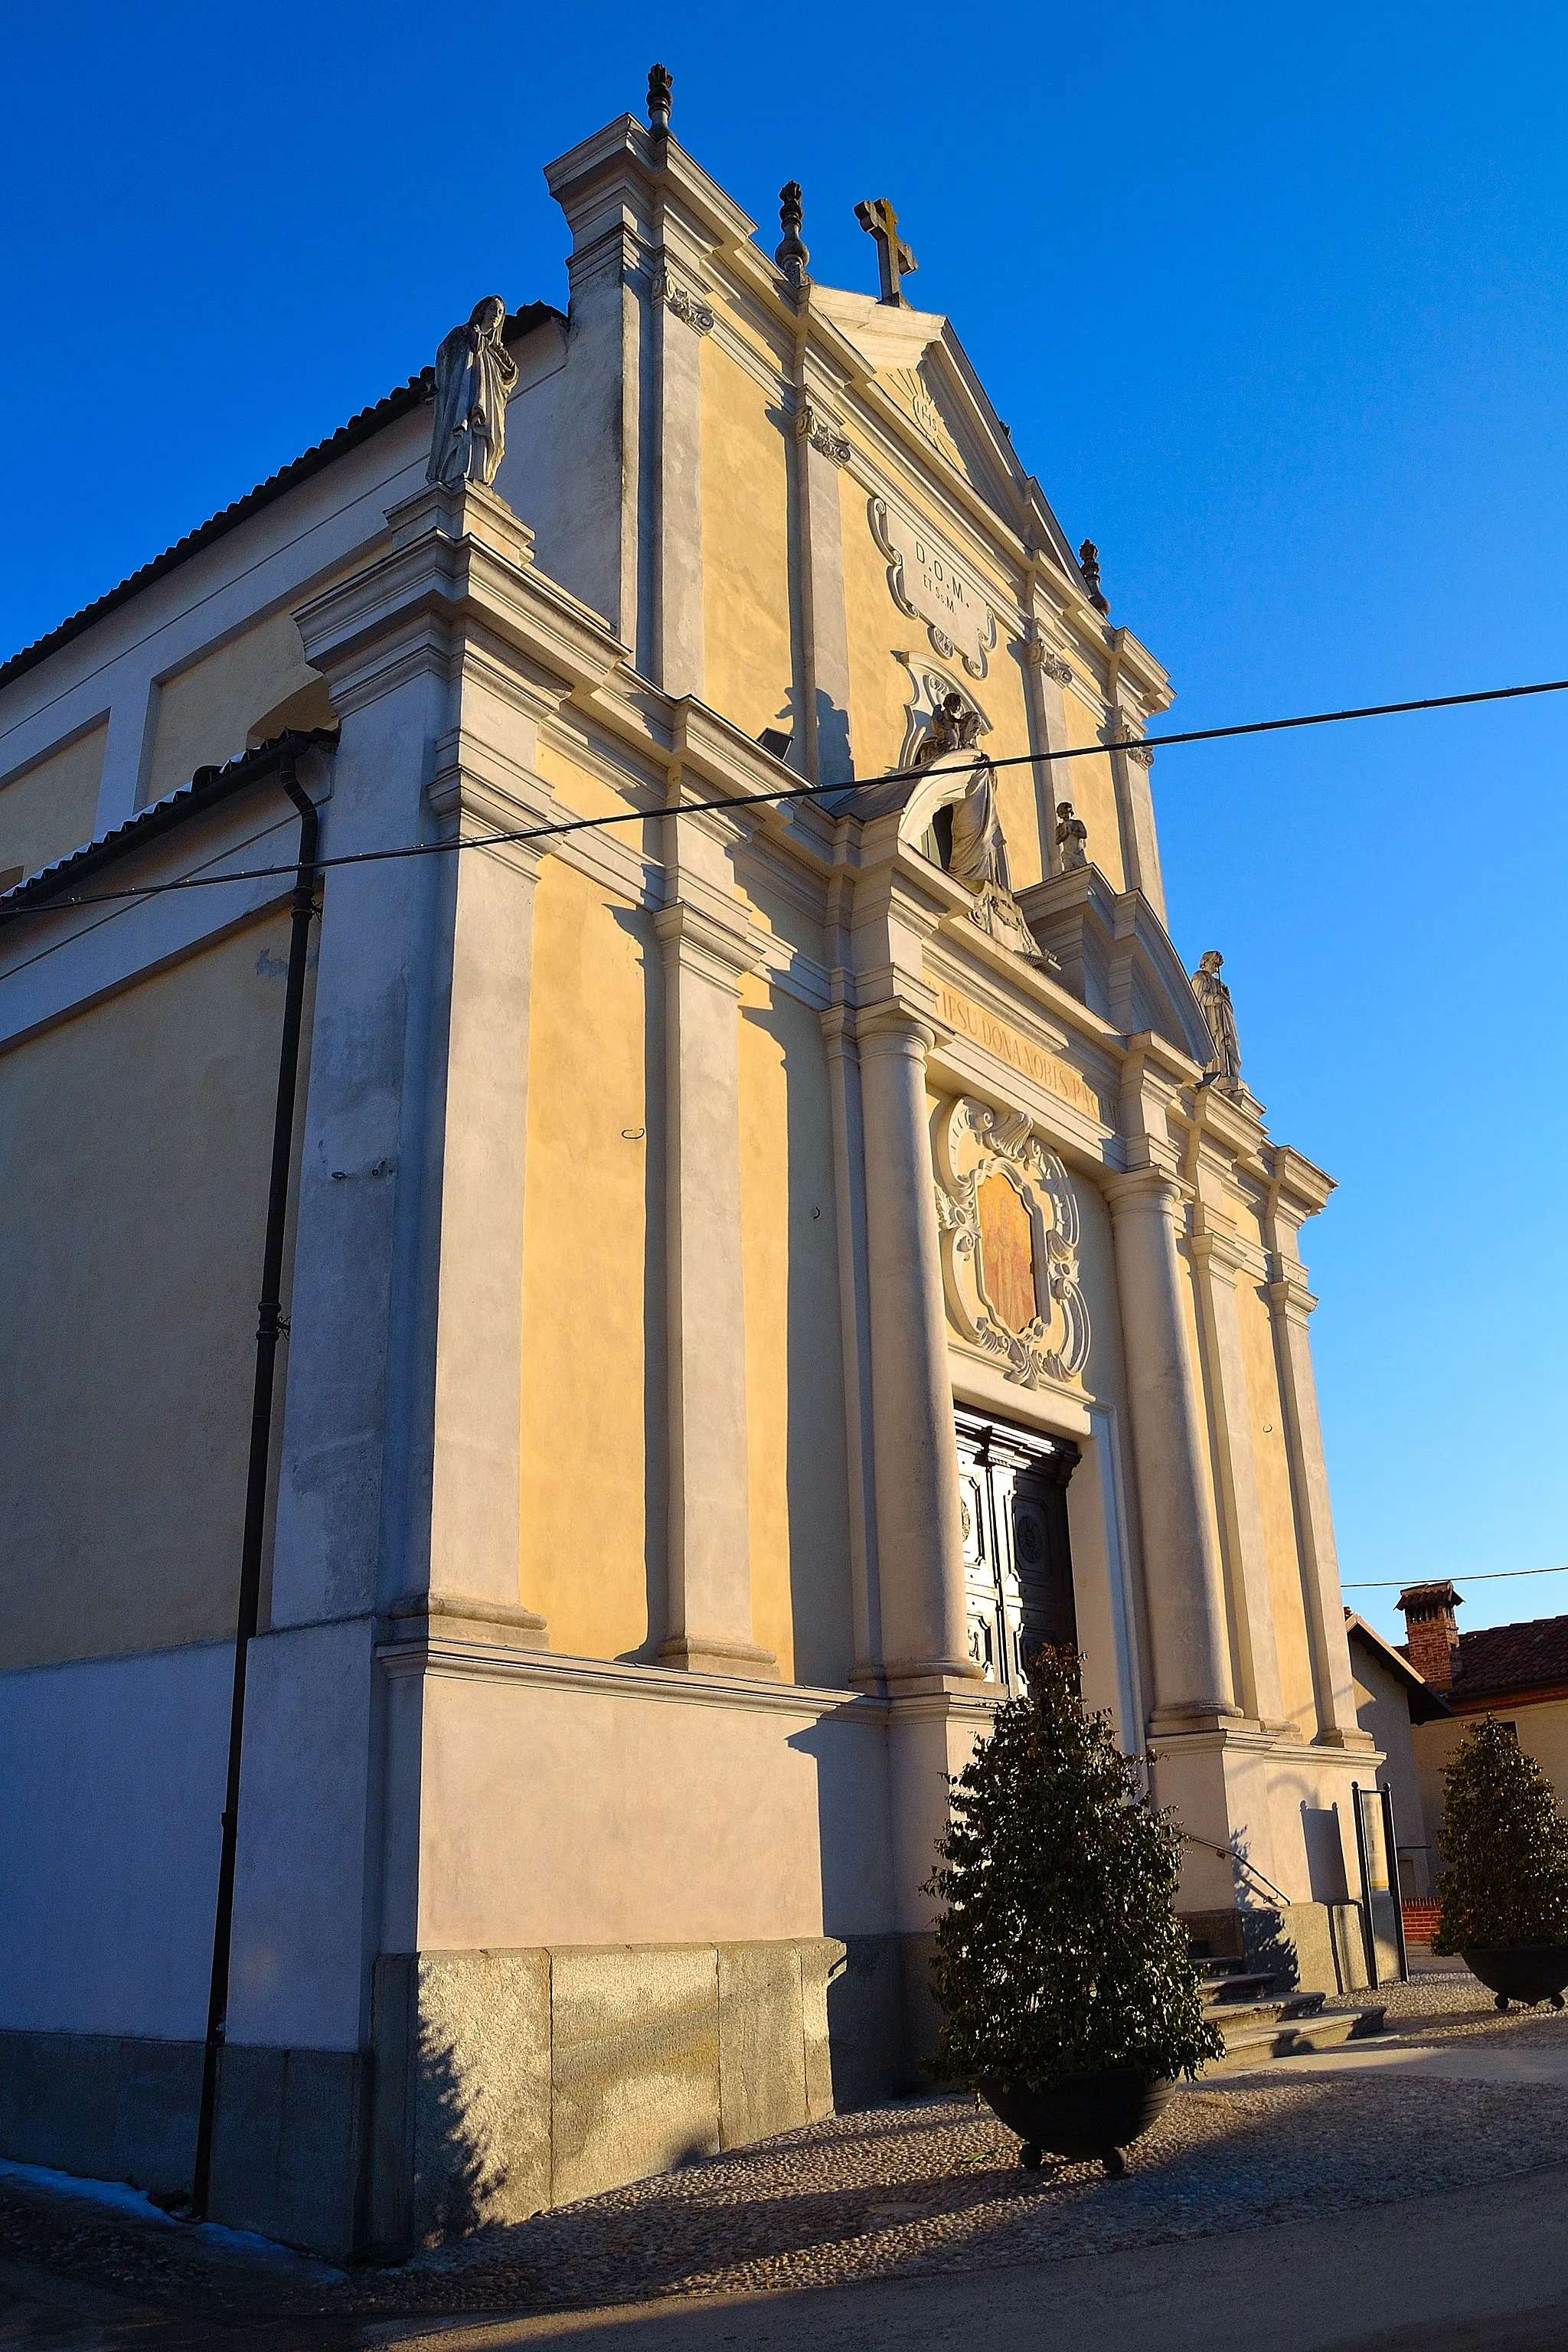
[1055,802,1089,871]
[1192,949,1243,1089]
[427,297,518,490]
[948,760,1011,897]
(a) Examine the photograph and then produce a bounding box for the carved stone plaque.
[870,498,997,677]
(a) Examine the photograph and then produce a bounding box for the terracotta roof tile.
[1439,1612,1568,1704]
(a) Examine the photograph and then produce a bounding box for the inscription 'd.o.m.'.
[871,499,998,678]
[935,983,1107,1125]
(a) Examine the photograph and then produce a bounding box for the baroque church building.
[0,78,1374,2256]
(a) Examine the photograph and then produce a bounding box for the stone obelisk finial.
[776,181,808,293]
[647,62,672,134]
[1079,538,1109,616]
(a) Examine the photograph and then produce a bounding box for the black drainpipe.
[190,751,320,2220]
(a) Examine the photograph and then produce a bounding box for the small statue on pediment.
[1055,802,1089,871]
[427,297,518,491]
[1192,949,1243,1089]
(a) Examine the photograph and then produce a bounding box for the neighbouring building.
[1,75,1380,2257]
[1398,1583,1568,1875]
[1345,1610,1450,1903]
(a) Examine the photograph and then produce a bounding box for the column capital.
[1187,1224,1250,1282]
[1268,1269,1318,1323]
[653,898,754,990]
[1102,1165,1184,1219]
[857,1005,936,1060]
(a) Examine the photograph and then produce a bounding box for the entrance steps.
[1197,1958,1387,2073]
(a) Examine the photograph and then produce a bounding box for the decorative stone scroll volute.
[932,1097,1091,1388]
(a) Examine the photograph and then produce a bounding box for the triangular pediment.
[810,286,1076,563]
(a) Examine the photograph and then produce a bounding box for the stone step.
[1201,1991,1327,2030]
[1200,1968,1289,2004]
[1206,2003,1388,2072]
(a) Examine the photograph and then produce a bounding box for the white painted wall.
[0,1642,230,2037]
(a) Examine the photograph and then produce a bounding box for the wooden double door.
[954,1409,1080,1693]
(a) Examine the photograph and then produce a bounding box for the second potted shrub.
[1431,1715,1568,2010]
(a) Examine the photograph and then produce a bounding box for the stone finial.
[776,181,809,292]
[647,62,672,132]
[1055,801,1089,871]
[1079,539,1109,615]
[1397,1581,1463,1690]
[854,196,917,306]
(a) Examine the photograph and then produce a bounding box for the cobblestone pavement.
[2,1973,1566,2345]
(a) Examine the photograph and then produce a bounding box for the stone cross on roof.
[854,197,917,306]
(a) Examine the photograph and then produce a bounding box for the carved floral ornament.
[932,1096,1092,1390]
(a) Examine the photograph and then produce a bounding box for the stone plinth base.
[0,1935,933,2262]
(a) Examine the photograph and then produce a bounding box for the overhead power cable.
[4,671,1568,925]
[1342,1566,1568,1589]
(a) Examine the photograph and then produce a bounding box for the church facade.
[0,82,1374,2257]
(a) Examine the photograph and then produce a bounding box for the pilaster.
[1103,1164,1238,1724]
[792,348,856,784]
[1187,1222,1286,1727]
[655,867,773,1677]
[856,1005,979,1690]
[819,1002,884,1689]
[1267,1252,1366,1748]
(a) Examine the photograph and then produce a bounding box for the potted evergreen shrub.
[926,1651,1223,2174]
[1431,1715,1568,2010]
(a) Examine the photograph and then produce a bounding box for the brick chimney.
[1396,1580,1463,1689]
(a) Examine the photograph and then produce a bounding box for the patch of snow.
[0,2158,345,2281]
[0,2159,175,2225]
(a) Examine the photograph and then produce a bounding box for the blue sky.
[5,3,1565,1645]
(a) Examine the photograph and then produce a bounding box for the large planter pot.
[1462,1946,1568,2011]
[980,2069,1173,2176]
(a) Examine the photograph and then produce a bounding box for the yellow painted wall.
[1415,1700,1568,1881]
[0,912,302,1669]
[1061,688,1126,893]
[701,344,794,745]
[518,857,661,1660]
[0,722,107,886]
[145,609,326,805]
[1236,1267,1319,1736]
[837,469,1048,884]
[737,973,854,1687]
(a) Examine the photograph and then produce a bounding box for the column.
[1189,1227,1286,1727]
[856,1010,977,1686]
[655,900,773,1675]
[1269,1265,1363,1744]
[1104,1170,1238,1722]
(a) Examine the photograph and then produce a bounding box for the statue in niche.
[915,692,1047,964]
[1192,949,1243,1089]
[914,689,981,768]
[427,297,518,490]
[1055,802,1089,871]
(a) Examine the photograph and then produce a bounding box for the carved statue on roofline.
[427,297,518,491]
[1192,949,1243,1089]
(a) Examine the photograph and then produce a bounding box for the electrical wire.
[1342,1567,1568,1589]
[5,671,1568,925]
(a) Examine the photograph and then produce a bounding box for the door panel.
[953,1409,1080,1693]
